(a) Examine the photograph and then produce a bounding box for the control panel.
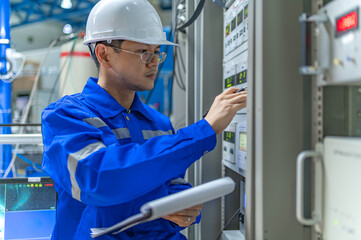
[223,123,237,164]
[223,52,248,114]
[224,0,249,62]
[222,0,249,176]
[222,0,250,237]
[316,0,361,85]
[236,114,247,173]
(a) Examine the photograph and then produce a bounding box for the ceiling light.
[63,24,73,34]
[61,0,72,9]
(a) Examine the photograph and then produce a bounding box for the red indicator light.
[337,11,358,33]
[44,183,54,187]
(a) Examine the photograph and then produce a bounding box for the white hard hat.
[83,0,178,46]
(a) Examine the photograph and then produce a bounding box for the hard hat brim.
[83,37,179,47]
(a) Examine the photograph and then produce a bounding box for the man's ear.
[95,44,111,69]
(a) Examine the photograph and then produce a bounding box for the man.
[41,0,247,239]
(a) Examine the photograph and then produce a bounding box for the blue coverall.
[41,77,216,239]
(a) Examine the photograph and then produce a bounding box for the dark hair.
[91,40,124,70]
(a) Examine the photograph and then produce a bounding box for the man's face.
[107,40,161,92]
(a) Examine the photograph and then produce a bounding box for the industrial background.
[1,0,360,239]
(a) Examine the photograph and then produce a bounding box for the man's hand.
[205,87,247,134]
[162,204,203,227]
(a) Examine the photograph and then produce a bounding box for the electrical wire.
[175,44,186,72]
[172,0,183,34]
[174,50,186,90]
[47,36,77,104]
[145,0,189,112]
[58,36,79,98]
[3,33,76,178]
[144,0,188,116]
[3,38,57,178]
[168,69,174,116]
[144,30,172,105]
[174,61,186,90]
[177,0,206,31]
[172,1,186,92]
[173,38,186,90]
[173,28,186,89]
[144,56,167,105]
[13,148,42,171]
[215,207,242,240]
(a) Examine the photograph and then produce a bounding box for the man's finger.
[222,87,238,95]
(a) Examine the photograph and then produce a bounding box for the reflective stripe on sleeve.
[112,128,131,140]
[83,117,107,128]
[170,178,188,185]
[142,130,173,140]
[67,141,106,201]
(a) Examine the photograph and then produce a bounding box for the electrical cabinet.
[222,0,249,238]
[315,0,361,85]
[222,0,249,176]
[181,0,305,239]
[297,1,361,240]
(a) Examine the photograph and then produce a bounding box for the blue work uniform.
[41,77,216,240]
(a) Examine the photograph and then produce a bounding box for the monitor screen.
[0,177,57,240]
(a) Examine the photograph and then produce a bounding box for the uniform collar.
[82,77,155,121]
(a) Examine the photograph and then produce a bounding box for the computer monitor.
[0,177,57,240]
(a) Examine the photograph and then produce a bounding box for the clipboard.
[91,177,235,238]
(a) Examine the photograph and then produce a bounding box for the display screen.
[237,10,244,26]
[231,17,237,32]
[336,8,359,37]
[223,131,235,143]
[239,132,247,151]
[244,4,249,20]
[225,24,231,37]
[0,179,57,240]
[236,70,247,84]
[224,75,235,88]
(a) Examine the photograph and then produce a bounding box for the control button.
[223,146,227,151]
[230,148,234,154]
[333,58,343,66]
[346,56,356,63]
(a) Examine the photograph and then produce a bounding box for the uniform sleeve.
[41,101,216,207]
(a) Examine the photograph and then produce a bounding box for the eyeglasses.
[110,46,167,64]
